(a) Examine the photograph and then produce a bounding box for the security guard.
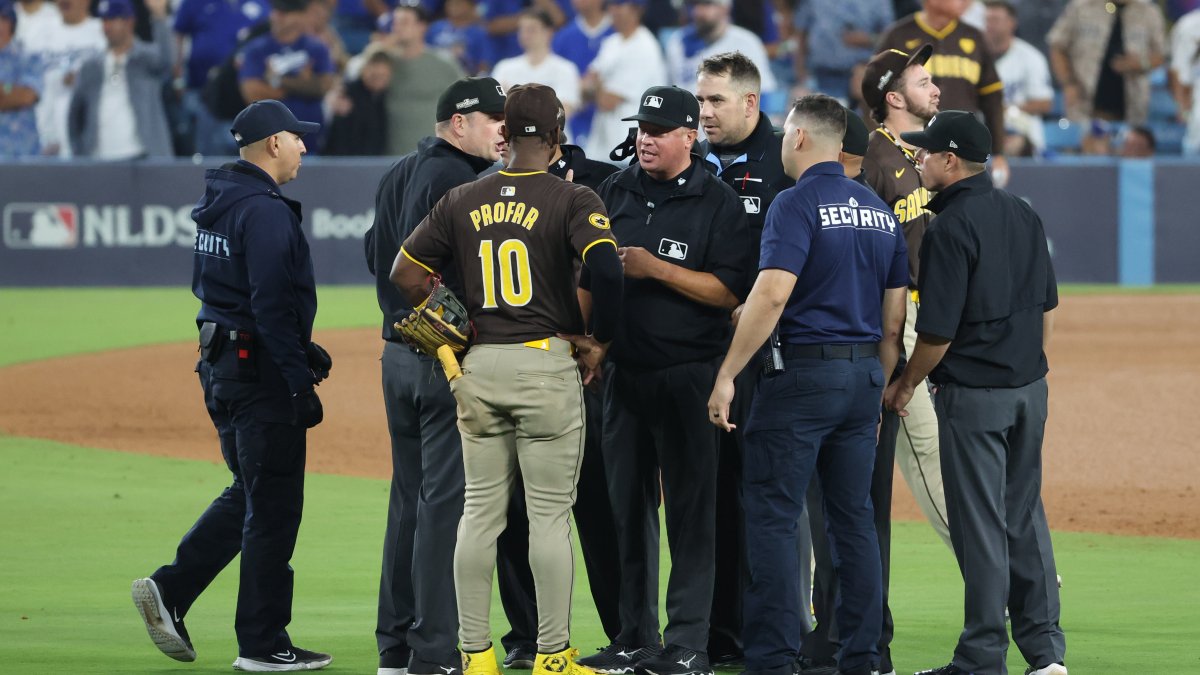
[885,111,1066,675]
[132,99,332,672]
[577,85,753,675]
[708,94,908,675]
[364,77,507,675]
[692,51,799,668]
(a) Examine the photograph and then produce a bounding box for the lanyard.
[877,125,921,170]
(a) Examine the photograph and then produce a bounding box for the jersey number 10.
[478,239,533,308]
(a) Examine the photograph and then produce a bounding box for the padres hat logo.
[588,213,610,230]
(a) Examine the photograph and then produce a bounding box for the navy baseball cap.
[230,100,321,147]
[842,108,870,157]
[901,110,991,163]
[96,0,135,18]
[622,85,699,130]
[436,77,506,122]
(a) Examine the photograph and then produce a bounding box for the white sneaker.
[131,577,196,662]
[1026,664,1067,675]
[233,646,332,671]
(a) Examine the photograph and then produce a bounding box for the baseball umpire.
[392,83,624,675]
[364,77,506,675]
[708,94,908,675]
[132,99,332,672]
[885,111,1066,675]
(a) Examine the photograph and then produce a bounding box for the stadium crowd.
[1,0,1199,160]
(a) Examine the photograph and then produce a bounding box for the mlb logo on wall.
[3,203,80,249]
[741,196,761,214]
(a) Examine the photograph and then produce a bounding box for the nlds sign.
[3,202,196,249]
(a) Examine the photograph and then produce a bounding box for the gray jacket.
[68,18,173,158]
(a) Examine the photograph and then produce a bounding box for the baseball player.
[391,83,624,675]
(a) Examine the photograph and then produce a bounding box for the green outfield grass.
[2,286,1199,673]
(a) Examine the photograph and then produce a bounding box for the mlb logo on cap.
[624,86,700,130]
[644,96,663,108]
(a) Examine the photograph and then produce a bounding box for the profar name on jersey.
[469,200,541,232]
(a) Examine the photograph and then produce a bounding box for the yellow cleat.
[533,647,596,675]
[463,645,501,675]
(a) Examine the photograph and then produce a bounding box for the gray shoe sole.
[232,654,333,671]
[131,578,196,662]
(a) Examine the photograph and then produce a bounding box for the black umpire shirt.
[595,158,753,369]
[549,143,619,191]
[916,171,1058,388]
[365,136,494,341]
[698,112,790,264]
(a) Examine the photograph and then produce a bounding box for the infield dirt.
[2,294,1197,538]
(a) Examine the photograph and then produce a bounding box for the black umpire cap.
[842,108,870,157]
[622,85,700,130]
[436,77,507,122]
[230,99,320,147]
[901,110,992,163]
[861,44,933,110]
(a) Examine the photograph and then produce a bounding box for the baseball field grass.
[1,286,1199,673]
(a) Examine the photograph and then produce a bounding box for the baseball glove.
[395,277,474,381]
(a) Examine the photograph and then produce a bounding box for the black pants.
[377,343,464,665]
[152,357,306,657]
[603,360,719,651]
[801,409,898,671]
[496,383,623,651]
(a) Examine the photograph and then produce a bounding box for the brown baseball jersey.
[401,170,617,344]
[863,127,932,286]
[878,13,1006,156]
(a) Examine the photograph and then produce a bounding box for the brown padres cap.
[504,83,561,137]
[861,44,933,110]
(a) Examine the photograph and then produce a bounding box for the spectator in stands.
[0,1,44,158]
[985,0,1051,155]
[793,0,894,102]
[333,0,375,54]
[1011,0,1068,55]
[307,0,348,73]
[877,0,1009,185]
[173,0,269,156]
[665,0,776,95]
[239,0,335,153]
[1047,0,1167,127]
[552,0,613,145]
[370,2,462,155]
[493,9,580,113]
[325,48,389,154]
[426,0,489,74]
[13,0,61,51]
[1169,6,1200,126]
[581,0,665,162]
[732,0,779,58]
[38,0,104,156]
[482,0,563,66]
[68,0,172,158]
[1118,124,1155,156]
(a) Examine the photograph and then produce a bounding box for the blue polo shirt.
[174,0,270,90]
[238,33,333,143]
[760,161,909,344]
[427,20,491,74]
[552,17,613,142]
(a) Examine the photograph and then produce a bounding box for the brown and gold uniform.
[400,169,616,655]
[878,13,1006,156]
[862,126,932,285]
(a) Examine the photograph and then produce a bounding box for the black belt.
[782,343,879,360]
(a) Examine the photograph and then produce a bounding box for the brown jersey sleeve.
[566,185,618,262]
[976,39,1007,156]
[400,187,459,275]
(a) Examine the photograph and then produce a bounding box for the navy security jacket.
[192,160,317,395]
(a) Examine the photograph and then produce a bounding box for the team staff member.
[877,0,1009,186]
[692,50,798,668]
[132,100,332,672]
[708,94,908,675]
[364,77,506,675]
[492,102,623,667]
[886,112,1066,675]
[577,85,753,675]
[392,83,625,675]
